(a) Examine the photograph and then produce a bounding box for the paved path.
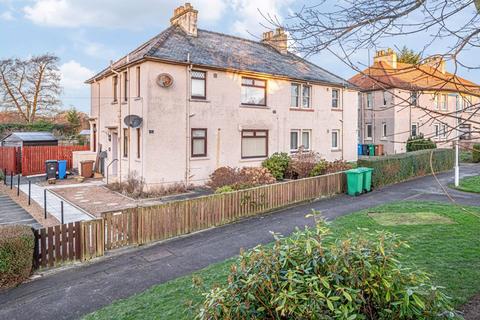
[18,183,93,223]
[0,165,479,320]
[0,193,42,229]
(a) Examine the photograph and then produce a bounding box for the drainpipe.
[126,56,131,178]
[110,61,121,182]
[185,53,192,185]
[341,87,345,160]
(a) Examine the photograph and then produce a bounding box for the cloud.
[71,30,117,59]
[0,10,14,21]
[23,0,227,29]
[230,0,294,37]
[60,60,94,91]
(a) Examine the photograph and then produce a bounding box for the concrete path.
[0,165,479,320]
[18,183,93,223]
[0,193,42,229]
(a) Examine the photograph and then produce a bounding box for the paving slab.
[0,165,479,320]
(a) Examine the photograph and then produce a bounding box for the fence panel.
[0,146,18,174]
[21,145,89,176]
[33,221,81,269]
[81,219,104,261]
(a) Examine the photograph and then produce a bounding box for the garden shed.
[1,132,58,147]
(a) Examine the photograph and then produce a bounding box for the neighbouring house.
[86,2,359,187]
[350,48,480,154]
[1,132,58,147]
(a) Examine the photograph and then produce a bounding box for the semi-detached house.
[86,3,359,187]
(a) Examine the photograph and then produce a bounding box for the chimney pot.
[171,2,198,37]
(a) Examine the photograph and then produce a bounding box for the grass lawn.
[451,175,480,193]
[84,201,480,320]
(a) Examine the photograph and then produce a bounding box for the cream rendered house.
[350,49,480,155]
[87,3,359,187]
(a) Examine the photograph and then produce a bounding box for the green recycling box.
[358,167,374,192]
[345,168,364,196]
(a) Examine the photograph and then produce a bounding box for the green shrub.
[214,185,235,194]
[0,225,35,289]
[261,152,290,180]
[406,134,437,152]
[358,149,454,188]
[309,159,328,176]
[473,144,480,163]
[197,220,457,319]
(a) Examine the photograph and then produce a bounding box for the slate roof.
[349,61,480,96]
[87,26,352,87]
[2,132,57,142]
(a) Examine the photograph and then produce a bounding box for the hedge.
[0,225,35,289]
[473,144,480,163]
[358,148,454,188]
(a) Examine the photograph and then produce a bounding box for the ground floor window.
[382,123,387,139]
[191,128,207,157]
[411,123,418,137]
[136,128,141,159]
[331,129,339,149]
[123,128,129,158]
[365,123,373,140]
[459,124,472,140]
[290,129,311,152]
[241,130,268,158]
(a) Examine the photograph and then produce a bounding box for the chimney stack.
[423,56,446,74]
[170,3,198,37]
[374,48,397,69]
[262,28,288,54]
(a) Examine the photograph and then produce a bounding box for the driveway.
[0,165,479,320]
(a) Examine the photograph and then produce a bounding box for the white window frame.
[433,94,439,110]
[332,88,340,109]
[290,129,311,152]
[411,123,418,137]
[365,123,373,140]
[290,83,311,109]
[434,124,440,138]
[331,129,340,150]
[441,94,448,111]
[366,92,373,109]
[441,124,447,139]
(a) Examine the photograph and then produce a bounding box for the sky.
[1,0,479,113]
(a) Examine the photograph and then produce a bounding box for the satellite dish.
[156,73,174,88]
[124,115,143,128]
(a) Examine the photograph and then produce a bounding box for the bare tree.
[0,54,61,123]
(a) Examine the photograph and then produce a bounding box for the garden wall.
[358,148,455,188]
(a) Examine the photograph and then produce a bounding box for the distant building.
[86,3,359,187]
[1,132,58,147]
[350,49,480,154]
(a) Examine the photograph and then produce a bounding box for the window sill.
[331,108,343,112]
[239,157,267,162]
[134,97,142,101]
[239,105,270,110]
[121,102,128,105]
[111,101,118,105]
[289,108,314,112]
[331,149,342,152]
[190,99,211,103]
[190,157,209,161]
[135,159,141,163]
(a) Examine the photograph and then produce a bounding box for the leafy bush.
[0,225,35,289]
[214,185,235,194]
[407,134,437,152]
[310,160,353,177]
[358,149,454,188]
[208,167,275,191]
[309,159,328,176]
[198,220,457,319]
[473,144,480,163]
[261,152,291,180]
[287,148,322,179]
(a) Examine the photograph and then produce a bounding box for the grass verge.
[84,201,480,320]
[450,175,480,194]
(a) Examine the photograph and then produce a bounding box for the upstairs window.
[123,128,129,158]
[123,71,128,102]
[382,90,387,106]
[463,96,472,112]
[411,91,418,106]
[136,128,141,159]
[332,89,340,109]
[433,94,439,109]
[291,84,300,108]
[113,75,118,102]
[191,70,206,99]
[302,85,311,108]
[441,94,448,110]
[366,92,373,109]
[136,66,141,97]
[241,77,266,106]
[241,130,268,158]
[191,129,207,157]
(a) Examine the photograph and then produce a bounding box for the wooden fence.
[21,145,89,176]
[33,171,346,269]
[0,146,18,174]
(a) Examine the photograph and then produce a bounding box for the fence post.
[28,180,31,206]
[3,168,6,185]
[17,174,20,196]
[44,189,47,219]
[10,172,13,189]
[61,201,64,224]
